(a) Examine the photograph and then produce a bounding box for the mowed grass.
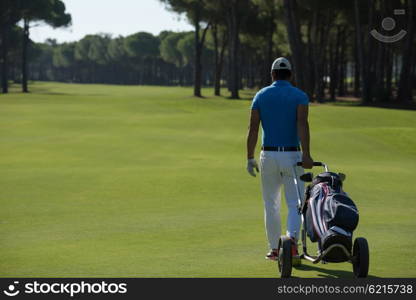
[0,82,415,278]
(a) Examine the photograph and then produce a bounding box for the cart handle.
[296,161,329,172]
[296,162,324,167]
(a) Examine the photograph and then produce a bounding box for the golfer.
[246,57,313,261]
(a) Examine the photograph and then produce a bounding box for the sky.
[29,0,194,43]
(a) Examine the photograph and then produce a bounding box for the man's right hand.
[301,154,314,169]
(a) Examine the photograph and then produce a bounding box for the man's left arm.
[297,92,313,169]
[246,109,260,176]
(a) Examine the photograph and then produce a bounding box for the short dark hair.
[272,69,292,80]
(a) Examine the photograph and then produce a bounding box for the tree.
[204,2,228,95]
[160,32,186,85]
[30,41,54,81]
[283,0,308,93]
[397,0,415,102]
[0,0,21,93]
[160,0,210,97]
[107,37,127,84]
[299,0,339,101]
[124,32,160,85]
[52,42,75,81]
[89,34,111,82]
[177,33,194,66]
[19,0,71,92]
[253,0,279,86]
[7,0,412,104]
[212,0,252,99]
[209,23,227,95]
[74,35,95,83]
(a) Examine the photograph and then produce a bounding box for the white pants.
[259,150,304,249]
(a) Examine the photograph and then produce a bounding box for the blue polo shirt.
[251,80,309,147]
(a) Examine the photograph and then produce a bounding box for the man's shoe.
[265,249,279,261]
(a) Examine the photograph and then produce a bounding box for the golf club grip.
[296,162,323,167]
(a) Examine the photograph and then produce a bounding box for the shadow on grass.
[38,92,69,96]
[219,90,255,101]
[293,263,379,278]
[319,97,416,111]
[219,90,416,110]
[6,83,69,96]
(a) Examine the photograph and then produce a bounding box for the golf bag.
[302,172,359,262]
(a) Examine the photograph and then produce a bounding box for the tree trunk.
[309,9,318,101]
[264,7,275,87]
[354,0,370,103]
[316,9,331,101]
[193,10,202,97]
[212,23,219,95]
[247,56,255,89]
[338,28,346,97]
[1,22,8,93]
[283,0,308,94]
[193,6,209,98]
[397,0,415,102]
[179,64,184,86]
[366,0,376,102]
[394,53,400,89]
[227,0,240,99]
[212,25,227,96]
[306,17,314,93]
[385,47,393,101]
[329,26,341,101]
[22,18,29,93]
[374,43,386,101]
[354,37,360,97]
[329,42,335,100]
[218,33,227,93]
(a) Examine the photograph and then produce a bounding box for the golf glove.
[247,158,259,177]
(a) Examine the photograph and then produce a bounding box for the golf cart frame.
[277,162,369,278]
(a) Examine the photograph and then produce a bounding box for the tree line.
[27,31,215,87]
[1,0,415,104]
[0,0,71,93]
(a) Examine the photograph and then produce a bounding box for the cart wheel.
[278,236,292,278]
[352,237,369,278]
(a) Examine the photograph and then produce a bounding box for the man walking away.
[246,57,314,262]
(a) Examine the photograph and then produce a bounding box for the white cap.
[271,57,292,71]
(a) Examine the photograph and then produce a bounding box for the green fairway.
[1,82,415,277]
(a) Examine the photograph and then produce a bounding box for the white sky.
[29,0,194,43]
